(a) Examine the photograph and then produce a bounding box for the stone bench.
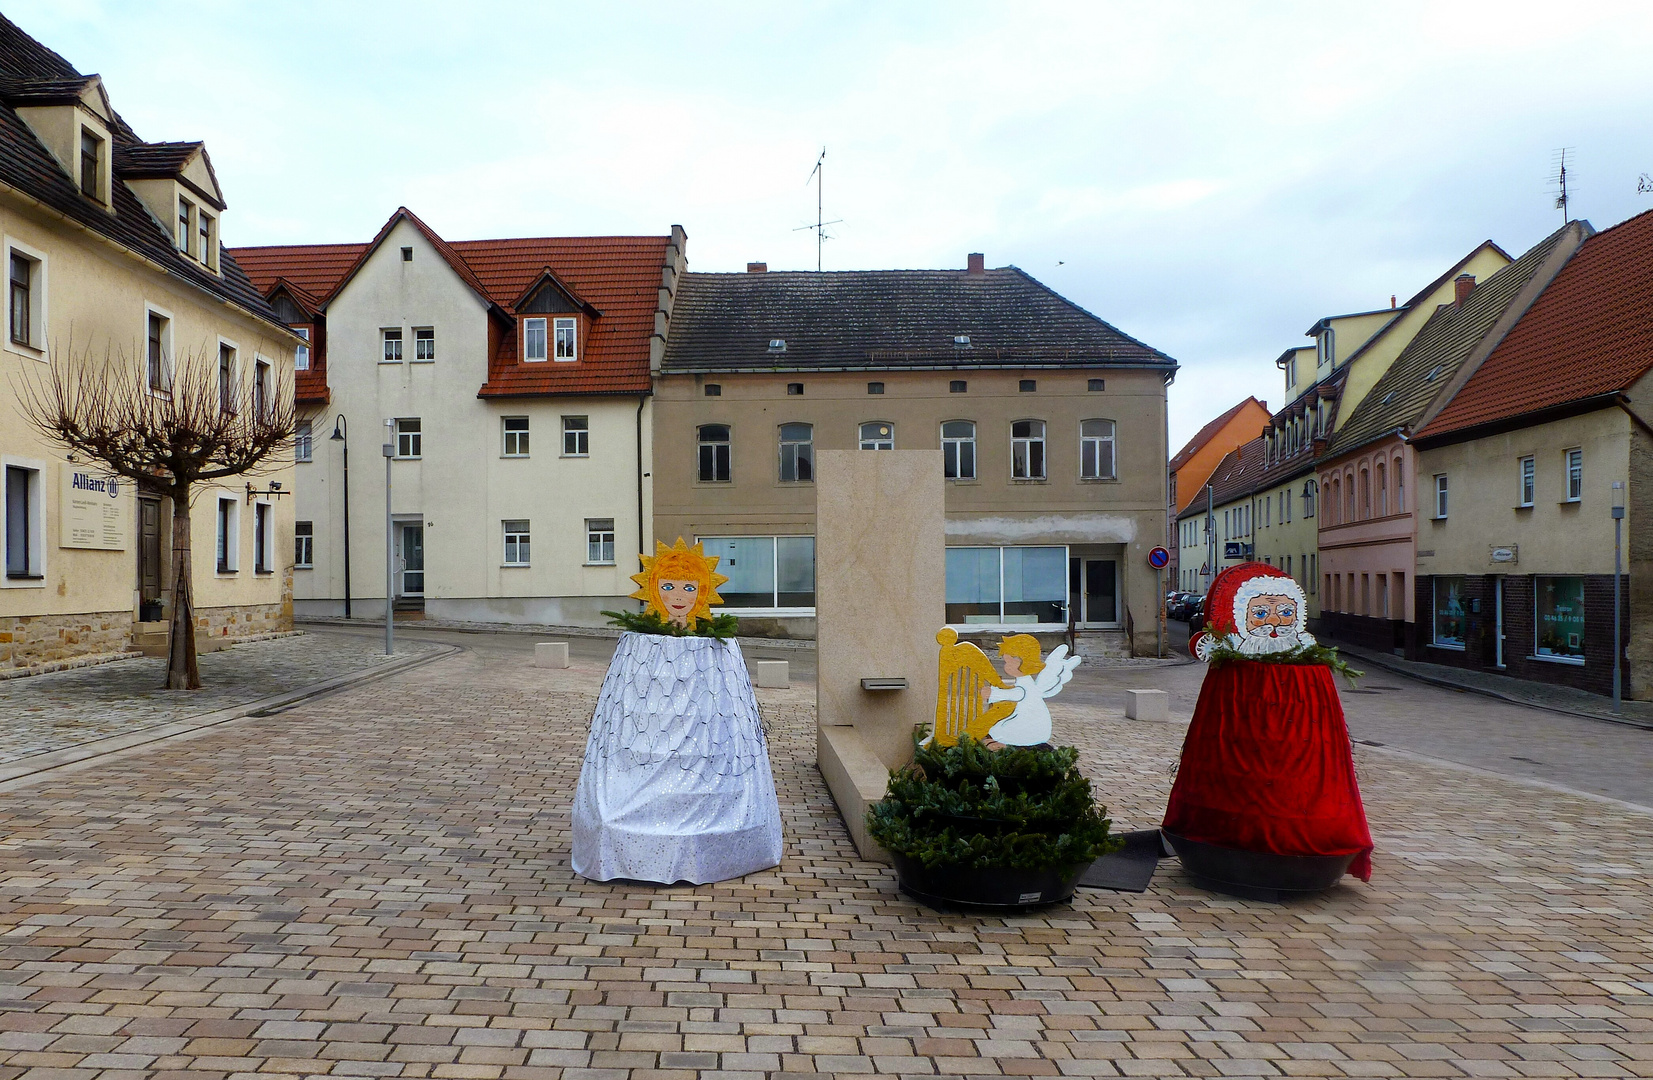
[534,642,570,669]
[1124,688,1169,721]
[753,659,789,689]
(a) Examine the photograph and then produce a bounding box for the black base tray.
[1162,830,1356,902]
[890,852,1088,910]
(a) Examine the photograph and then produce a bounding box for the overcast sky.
[18,1,1653,449]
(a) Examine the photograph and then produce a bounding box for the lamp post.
[1612,480,1625,714]
[329,415,351,619]
[383,420,395,656]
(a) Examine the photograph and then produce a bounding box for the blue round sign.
[1148,546,1170,570]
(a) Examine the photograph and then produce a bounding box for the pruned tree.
[17,341,295,690]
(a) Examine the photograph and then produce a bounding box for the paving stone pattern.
[0,634,430,766]
[0,648,1648,1079]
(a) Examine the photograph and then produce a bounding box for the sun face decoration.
[630,538,729,628]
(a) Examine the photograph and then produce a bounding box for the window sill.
[295,565,314,571]
[411,359,435,365]
[1514,504,1533,511]
[1428,641,1466,651]
[1559,499,1581,506]
[1530,653,1585,666]
[561,454,591,460]
[1429,515,1448,523]
[501,563,531,569]
[378,359,404,365]
[255,570,273,576]
[2,575,45,587]
[584,561,617,568]
[554,358,578,364]
[393,456,421,461]
[3,339,43,360]
[501,454,530,460]
[1079,477,1120,484]
[776,480,814,486]
[215,570,238,576]
[1011,478,1048,484]
[946,477,979,484]
[696,481,733,486]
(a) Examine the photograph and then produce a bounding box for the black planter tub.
[890,852,1089,909]
[1162,830,1355,902]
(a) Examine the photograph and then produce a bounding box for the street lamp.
[330,415,351,619]
[1612,480,1625,713]
[383,420,395,657]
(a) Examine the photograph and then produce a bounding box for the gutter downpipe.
[636,393,648,571]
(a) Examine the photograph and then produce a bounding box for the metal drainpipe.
[635,394,647,572]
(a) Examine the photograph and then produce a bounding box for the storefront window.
[698,536,814,609]
[1432,576,1466,649]
[946,546,1067,626]
[1535,576,1585,662]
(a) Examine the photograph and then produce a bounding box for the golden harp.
[932,628,1013,747]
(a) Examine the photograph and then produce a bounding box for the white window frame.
[778,423,814,483]
[2,455,46,587]
[216,337,239,415]
[1011,419,1047,480]
[502,416,530,458]
[523,318,547,362]
[1434,473,1448,519]
[694,535,817,615]
[1564,448,1583,502]
[562,415,589,457]
[294,520,314,569]
[942,420,976,480]
[253,499,274,574]
[859,421,894,451]
[253,356,272,421]
[380,327,403,364]
[503,519,531,567]
[553,317,577,361]
[215,495,241,574]
[144,303,174,394]
[3,236,47,358]
[293,326,310,371]
[944,544,1072,631]
[585,518,616,565]
[1079,418,1116,480]
[395,418,422,459]
[1518,455,1535,507]
[295,420,313,463]
[413,326,435,363]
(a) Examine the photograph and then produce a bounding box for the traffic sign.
[1148,546,1170,570]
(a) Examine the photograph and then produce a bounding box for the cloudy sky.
[18,1,1653,448]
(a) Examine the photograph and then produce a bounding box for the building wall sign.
[1490,545,1518,564]
[59,465,127,550]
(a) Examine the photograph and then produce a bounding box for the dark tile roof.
[113,140,202,178]
[1169,396,1267,471]
[1418,209,1653,442]
[661,268,1177,372]
[1326,225,1576,459]
[0,15,281,330]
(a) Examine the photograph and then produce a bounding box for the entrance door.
[1069,558,1119,626]
[398,523,424,597]
[1494,577,1505,668]
[137,497,162,608]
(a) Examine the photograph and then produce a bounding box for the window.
[1434,474,1448,518]
[586,519,615,565]
[1376,462,1387,516]
[1359,468,1371,518]
[147,311,170,390]
[395,418,422,458]
[216,497,239,573]
[867,382,884,395]
[1432,576,1466,649]
[1019,379,1037,393]
[554,317,577,360]
[1011,419,1046,479]
[4,464,42,580]
[381,327,403,363]
[401,246,413,262]
[414,327,435,362]
[294,326,310,371]
[787,383,803,396]
[768,339,787,353]
[859,421,894,450]
[254,502,272,574]
[1309,553,1316,593]
[295,521,314,569]
[503,520,530,566]
[1519,456,1535,507]
[950,380,968,393]
[523,318,546,362]
[79,129,102,200]
[198,211,214,266]
[177,197,192,251]
[779,423,813,482]
[1088,378,1105,392]
[8,252,32,346]
[562,416,588,457]
[1564,448,1583,502]
[1304,482,1315,518]
[503,417,529,457]
[945,546,1067,626]
[218,343,236,414]
[942,420,976,480]
[1079,419,1116,480]
[1318,327,1335,368]
[1395,457,1404,509]
[295,421,313,462]
[698,536,815,608]
[254,359,271,420]
[698,424,731,482]
[704,384,722,397]
[1535,576,1585,662]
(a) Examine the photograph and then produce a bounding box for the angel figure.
[979,634,1082,748]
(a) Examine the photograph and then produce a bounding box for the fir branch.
[601,609,742,640]
[1207,640,1365,687]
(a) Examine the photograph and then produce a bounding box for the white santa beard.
[1235,625,1300,655]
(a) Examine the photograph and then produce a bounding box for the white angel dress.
[571,632,783,885]
[985,645,1083,746]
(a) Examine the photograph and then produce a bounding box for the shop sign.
[59,464,127,550]
[1490,545,1518,564]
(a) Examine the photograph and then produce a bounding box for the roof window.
[768,338,786,353]
[401,246,413,262]
[1425,365,1442,381]
[954,335,971,347]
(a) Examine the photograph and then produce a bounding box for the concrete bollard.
[535,642,570,669]
[753,659,789,689]
[1124,688,1169,721]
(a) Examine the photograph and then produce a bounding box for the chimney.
[1390,294,1397,309]
[746,261,767,273]
[1453,273,1475,307]
[967,252,985,275]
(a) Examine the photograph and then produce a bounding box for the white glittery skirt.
[571,632,784,884]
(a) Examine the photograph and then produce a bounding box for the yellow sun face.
[629,538,729,627]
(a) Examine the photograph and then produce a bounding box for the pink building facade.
[1316,436,1416,652]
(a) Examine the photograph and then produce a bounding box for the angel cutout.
[979,634,1082,748]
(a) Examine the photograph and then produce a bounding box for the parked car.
[1187,596,1207,634]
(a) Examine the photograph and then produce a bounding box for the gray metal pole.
[1613,508,1624,713]
[383,430,394,656]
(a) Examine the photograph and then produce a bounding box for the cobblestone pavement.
[0,645,1648,1079]
[0,634,433,766]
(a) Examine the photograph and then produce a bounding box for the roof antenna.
[1550,147,1575,224]
[794,147,842,272]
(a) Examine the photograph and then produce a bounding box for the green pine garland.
[601,608,742,640]
[866,731,1122,871]
[1206,639,1365,687]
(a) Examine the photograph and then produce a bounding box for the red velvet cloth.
[1163,661,1373,882]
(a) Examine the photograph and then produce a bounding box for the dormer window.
[524,318,547,362]
[768,338,786,353]
[177,197,192,252]
[554,317,577,361]
[79,129,102,200]
[1317,327,1336,368]
[198,210,215,265]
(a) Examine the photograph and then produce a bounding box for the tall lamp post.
[383,420,395,656]
[329,416,351,619]
[1612,480,1625,714]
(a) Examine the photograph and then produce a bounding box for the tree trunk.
[166,490,201,690]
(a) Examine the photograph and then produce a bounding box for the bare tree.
[17,341,295,689]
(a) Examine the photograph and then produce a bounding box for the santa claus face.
[1244,594,1299,639]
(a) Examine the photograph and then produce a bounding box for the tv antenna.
[1638,172,1653,195]
[1550,147,1575,223]
[794,147,842,271]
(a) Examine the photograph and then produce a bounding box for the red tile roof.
[1419,209,1653,440]
[232,243,366,309]
[1170,396,1268,471]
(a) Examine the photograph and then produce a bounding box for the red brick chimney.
[746,261,767,273]
[1454,273,1475,307]
[967,252,985,275]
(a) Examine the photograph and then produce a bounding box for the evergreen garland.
[1206,639,1364,687]
[601,609,742,640]
[866,731,1122,871]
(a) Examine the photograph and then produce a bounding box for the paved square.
[0,644,1647,1079]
